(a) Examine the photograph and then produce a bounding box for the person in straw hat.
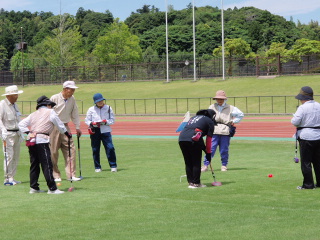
[0,85,24,185]
[201,90,244,172]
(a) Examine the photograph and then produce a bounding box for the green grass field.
[1,137,319,240]
[1,76,320,239]
[3,75,320,115]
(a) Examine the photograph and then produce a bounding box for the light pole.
[221,0,225,80]
[165,0,169,83]
[192,0,196,81]
[21,27,24,87]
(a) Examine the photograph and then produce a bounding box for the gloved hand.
[100,119,107,125]
[88,127,95,135]
[205,153,212,165]
[1,129,7,141]
[91,122,100,128]
[64,131,72,139]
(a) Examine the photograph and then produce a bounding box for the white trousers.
[3,133,21,182]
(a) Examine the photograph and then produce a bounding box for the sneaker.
[221,166,228,172]
[3,181,14,186]
[29,188,45,194]
[188,183,207,188]
[47,189,65,194]
[4,180,20,186]
[201,165,208,172]
[111,168,117,172]
[67,176,81,181]
[54,178,62,182]
[95,169,102,173]
[297,186,315,190]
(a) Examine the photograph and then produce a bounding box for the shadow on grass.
[205,181,236,186]
[224,168,248,171]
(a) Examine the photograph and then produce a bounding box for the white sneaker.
[54,178,62,182]
[221,166,228,171]
[4,179,21,185]
[111,168,117,172]
[188,183,207,188]
[47,189,65,194]
[3,181,14,186]
[29,188,45,194]
[67,177,81,181]
[201,165,208,172]
[95,169,102,172]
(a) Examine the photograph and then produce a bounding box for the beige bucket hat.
[213,90,227,100]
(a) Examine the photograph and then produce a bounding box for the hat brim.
[213,96,227,100]
[64,86,78,89]
[36,101,56,110]
[295,94,313,101]
[94,98,106,104]
[2,90,23,96]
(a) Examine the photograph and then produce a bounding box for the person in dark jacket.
[179,109,216,188]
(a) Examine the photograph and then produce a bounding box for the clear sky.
[1,0,319,24]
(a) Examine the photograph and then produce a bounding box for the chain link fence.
[1,55,320,85]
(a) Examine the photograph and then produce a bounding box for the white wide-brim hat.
[2,85,23,96]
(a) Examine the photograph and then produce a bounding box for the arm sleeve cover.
[206,136,212,154]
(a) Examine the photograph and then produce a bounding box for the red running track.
[70,117,296,138]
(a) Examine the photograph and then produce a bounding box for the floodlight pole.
[165,0,169,83]
[221,0,225,80]
[192,0,196,82]
[21,27,24,87]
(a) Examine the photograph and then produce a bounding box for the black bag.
[229,125,236,137]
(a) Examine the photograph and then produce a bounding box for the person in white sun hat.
[201,90,244,172]
[0,85,24,185]
[50,81,82,182]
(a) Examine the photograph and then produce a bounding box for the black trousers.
[299,139,320,189]
[179,141,203,184]
[28,143,57,191]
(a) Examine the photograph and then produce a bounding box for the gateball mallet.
[77,135,83,180]
[180,175,186,182]
[3,141,13,186]
[209,163,222,186]
[68,138,74,192]
[294,136,299,163]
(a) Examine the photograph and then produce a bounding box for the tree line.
[0,4,320,72]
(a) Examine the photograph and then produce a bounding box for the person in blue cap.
[85,93,117,172]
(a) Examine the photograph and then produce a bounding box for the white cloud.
[224,0,320,16]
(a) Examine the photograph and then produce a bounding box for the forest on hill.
[0,4,320,72]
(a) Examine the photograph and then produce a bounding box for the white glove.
[1,129,7,141]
